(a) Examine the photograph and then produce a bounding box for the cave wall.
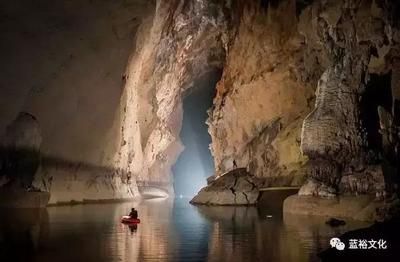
[0,0,154,203]
[2,0,400,203]
[297,0,400,196]
[209,1,315,185]
[113,0,229,191]
[207,0,400,194]
[116,0,319,192]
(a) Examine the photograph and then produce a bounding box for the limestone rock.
[208,1,314,186]
[339,165,385,195]
[115,0,229,189]
[2,0,400,205]
[0,0,153,202]
[2,112,42,150]
[0,112,42,189]
[298,0,400,198]
[190,168,261,205]
[298,179,337,198]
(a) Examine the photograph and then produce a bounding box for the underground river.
[0,195,369,262]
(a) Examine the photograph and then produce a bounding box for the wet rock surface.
[190,168,261,205]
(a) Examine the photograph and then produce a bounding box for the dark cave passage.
[360,72,393,153]
[172,71,221,197]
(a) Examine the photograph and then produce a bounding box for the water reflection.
[0,208,49,261]
[0,198,370,262]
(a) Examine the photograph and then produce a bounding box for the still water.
[0,198,369,262]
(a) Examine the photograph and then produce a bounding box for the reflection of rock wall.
[138,200,173,261]
[283,213,370,259]
[0,208,49,260]
[197,205,310,262]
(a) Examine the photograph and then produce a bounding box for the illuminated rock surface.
[0,0,153,202]
[114,0,228,190]
[190,168,261,205]
[1,0,400,209]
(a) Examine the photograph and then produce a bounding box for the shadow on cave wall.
[0,147,165,191]
[360,72,393,157]
[172,70,222,197]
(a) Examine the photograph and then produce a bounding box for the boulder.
[190,168,261,205]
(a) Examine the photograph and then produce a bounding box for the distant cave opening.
[360,72,393,155]
[172,70,222,197]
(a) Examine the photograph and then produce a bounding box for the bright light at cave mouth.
[172,72,220,198]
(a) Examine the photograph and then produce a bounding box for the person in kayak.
[129,208,138,219]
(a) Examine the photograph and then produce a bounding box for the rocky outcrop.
[0,112,42,189]
[0,112,50,207]
[190,168,261,205]
[297,0,400,198]
[339,165,386,196]
[281,0,400,221]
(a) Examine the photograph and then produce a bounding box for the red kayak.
[121,216,141,224]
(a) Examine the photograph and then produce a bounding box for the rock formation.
[0,112,42,189]
[209,0,315,186]
[0,112,51,207]
[191,168,261,205]
[284,0,400,220]
[114,0,228,190]
[1,0,400,211]
[0,0,153,203]
[297,0,400,198]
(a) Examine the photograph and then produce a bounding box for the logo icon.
[330,238,346,251]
